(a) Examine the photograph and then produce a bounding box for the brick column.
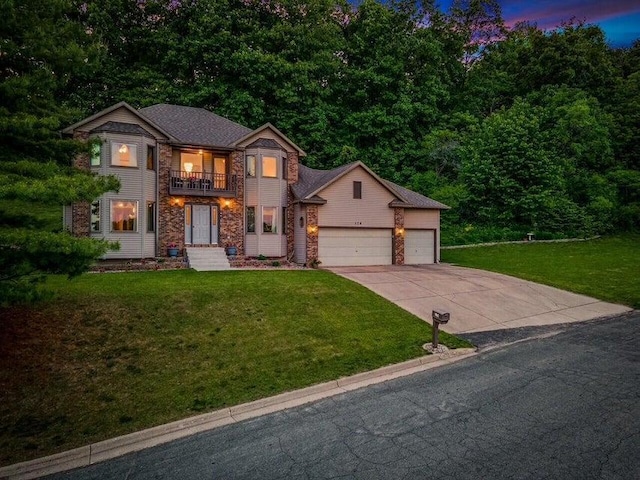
[305,204,319,266]
[220,151,245,252]
[285,152,299,260]
[71,131,91,237]
[157,144,182,255]
[394,207,405,265]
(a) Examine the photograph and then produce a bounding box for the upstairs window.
[262,156,277,178]
[111,143,137,167]
[147,146,156,170]
[90,143,101,167]
[353,181,362,199]
[282,156,288,180]
[246,155,256,177]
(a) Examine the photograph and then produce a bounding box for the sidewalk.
[0,348,476,480]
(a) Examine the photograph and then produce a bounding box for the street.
[48,312,639,479]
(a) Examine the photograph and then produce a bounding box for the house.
[63,102,448,266]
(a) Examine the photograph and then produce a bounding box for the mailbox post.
[431,310,450,348]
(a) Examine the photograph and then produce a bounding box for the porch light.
[223,199,232,208]
[395,227,404,236]
[184,162,193,173]
[171,197,184,207]
[307,225,318,234]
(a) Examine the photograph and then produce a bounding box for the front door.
[186,205,219,245]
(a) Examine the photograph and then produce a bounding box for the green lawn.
[442,234,640,309]
[0,269,470,466]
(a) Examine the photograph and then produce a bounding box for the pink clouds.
[503,0,640,30]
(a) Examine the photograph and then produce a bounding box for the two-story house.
[63,102,448,266]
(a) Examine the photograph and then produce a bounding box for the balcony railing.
[169,171,237,197]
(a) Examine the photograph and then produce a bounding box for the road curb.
[0,348,476,480]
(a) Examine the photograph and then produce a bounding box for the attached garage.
[318,228,392,267]
[404,229,435,265]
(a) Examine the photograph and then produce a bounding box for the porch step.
[186,247,233,271]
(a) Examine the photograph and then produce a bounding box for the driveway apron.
[329,264,631,334]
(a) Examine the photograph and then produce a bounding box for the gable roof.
[139,104,253,148]
[91,121,155,138]
[292,161,449,210]
[232,123,307,156]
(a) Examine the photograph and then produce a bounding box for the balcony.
[169,170,237,197]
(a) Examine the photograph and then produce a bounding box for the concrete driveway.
[329,264,631,334]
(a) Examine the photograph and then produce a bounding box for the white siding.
[294,204,307,264]
[318,228,393,267]
[63,205,72,231]
[404,230,435,265]
[245,234,258,257]
[317,166,396,228]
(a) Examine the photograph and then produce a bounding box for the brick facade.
[305,204,319,265]
[286,152,299,260]
[393,207,405,265]
[221,151,245,252]
[71,131,91,237]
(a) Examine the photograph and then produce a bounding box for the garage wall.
[317,166,395,228]
[404,209,439,229]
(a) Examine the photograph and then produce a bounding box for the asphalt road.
[48,312,640,480]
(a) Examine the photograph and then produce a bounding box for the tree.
[0,0,119,305]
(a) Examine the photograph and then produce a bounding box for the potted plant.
[167,242,179,258]
[225,245,238,257]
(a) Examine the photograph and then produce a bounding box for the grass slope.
[442,234,640,309]
[0,269,469,466]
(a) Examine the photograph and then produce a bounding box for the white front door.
[187,205,218,245]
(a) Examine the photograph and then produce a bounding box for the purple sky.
[438,0,640,48]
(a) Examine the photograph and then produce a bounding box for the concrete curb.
[0,348,476,480]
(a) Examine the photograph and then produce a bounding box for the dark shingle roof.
[139,104,252,147]
[91,121,154,137]
[293,162,449,209]
[291,163,354,200]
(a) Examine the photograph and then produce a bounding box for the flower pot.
[226,246,238,257]
[167,247,179,258]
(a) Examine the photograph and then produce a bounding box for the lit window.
[262,156,277,178]
[246,206,256,233]
[262,206,277,233]
[91,143,101,167]
[246,155,256,177]
[111,143,137,167]
[111,200,138,232]
[147,202,155,233]
[91,200,100,232]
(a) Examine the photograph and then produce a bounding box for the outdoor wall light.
[307,225,318,234]
[171,197,184,207]
[223,199,232,208]
[395,227,404,236]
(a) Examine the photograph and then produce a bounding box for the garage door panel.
[405,230,435,265]
[319,228,392,266]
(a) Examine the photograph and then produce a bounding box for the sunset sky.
[438,0,640,48]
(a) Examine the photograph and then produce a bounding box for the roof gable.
[292,161,449,210]
[234,123,306,156]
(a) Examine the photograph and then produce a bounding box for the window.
[147,146,156,170]
[91,200,100,232]
[91,143,101,167]
[111,200,138,232]
[147,202,155,233]
[282,157,288,180]
[262,156,277,178]
[181,152,202,174]
[353,181,362,199]
[246,206,256,233]
[262,206,277,233]
[282,207,287,234]
[111,143,137,167]
[246,155,256,177]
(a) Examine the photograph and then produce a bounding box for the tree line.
[1,0,639,302]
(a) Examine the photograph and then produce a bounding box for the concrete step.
[186,247,232,271]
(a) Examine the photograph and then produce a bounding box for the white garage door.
[318,228,392,267]
[405,229,435,265]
